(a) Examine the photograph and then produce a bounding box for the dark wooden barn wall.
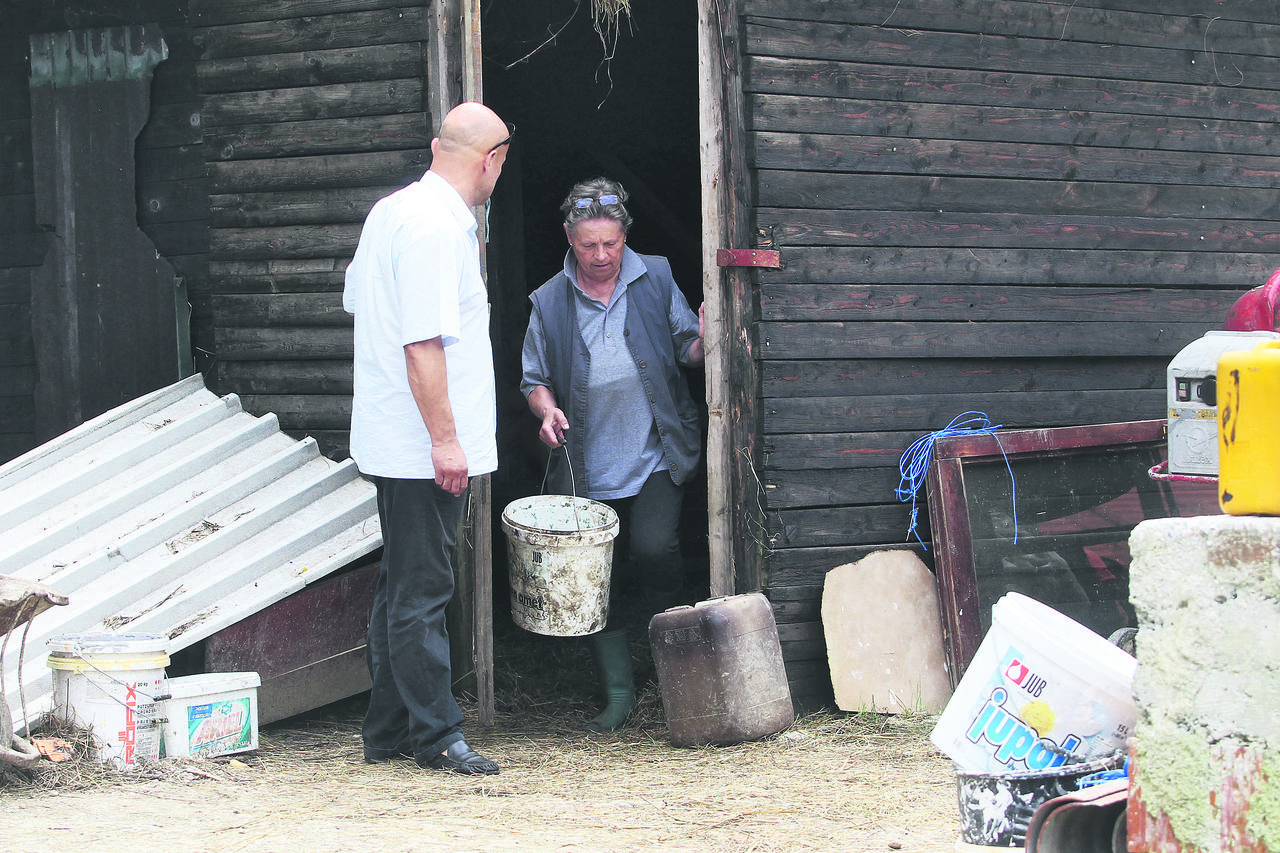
[745,0,1280,708]
[0,27,42,463]
[0,2,200,466]
[191,0,434,460]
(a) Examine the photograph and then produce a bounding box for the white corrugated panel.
[1,375,381,734]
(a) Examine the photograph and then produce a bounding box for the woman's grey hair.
[561,177,633,233]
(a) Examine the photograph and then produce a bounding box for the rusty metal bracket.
[716,249,782,269]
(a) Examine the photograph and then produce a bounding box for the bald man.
[344,102,512,775]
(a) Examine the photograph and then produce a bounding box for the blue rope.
[895,411,1017,550]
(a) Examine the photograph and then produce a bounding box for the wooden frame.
[699,0,762,596]
[926,419,1219,684]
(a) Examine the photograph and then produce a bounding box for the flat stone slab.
[822,549,953,714]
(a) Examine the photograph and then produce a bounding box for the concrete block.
[1128,515,1280,853]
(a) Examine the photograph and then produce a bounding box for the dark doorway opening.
[482,0,709,626]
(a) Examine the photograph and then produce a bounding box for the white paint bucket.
[161,671,260,758]
[501,494,619,636]
[929,592,1137,775]
[47,632,169,769]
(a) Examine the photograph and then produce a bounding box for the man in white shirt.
[343,101,511,775]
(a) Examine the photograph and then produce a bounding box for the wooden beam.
[700,0,762,596]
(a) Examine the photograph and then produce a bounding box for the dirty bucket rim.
[501,494,619,536]
[954,750,1125,782]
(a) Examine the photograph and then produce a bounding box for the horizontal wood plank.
[208,270,348,294]
[756,208,1280,254]
[742,0,1280,57]
[759,285,1244,323]
[214,326,352,360]
[764,431,927,471]
[761,245,1278,288]
[1079,0,1280,25]
[757,320,1214,359]
[210,186,397,227]
[201,78,425,127]
[752,126,1280,188]
[209,150,428,193]
[210,223,363,261]
[191,0,404,28]
[193,7,429,60]
[747,58,1280,146]
[769,587,824,624]
[757,169,1280,223]
[767,544,931,589]
[198,43,423,93]
[761,357,1170,400]
[745,20,1280,92]
[213,292,350,326]
[761,389,1167,434]
[765,465,903,509]
[238,394,352,431]
[218,360,353,394]
[768,503,914,548]
[207,115,429,162]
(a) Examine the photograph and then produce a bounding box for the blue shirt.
[522,247,700,499]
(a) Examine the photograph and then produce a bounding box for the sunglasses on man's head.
[573,194,620,208]
[488,121,516,153]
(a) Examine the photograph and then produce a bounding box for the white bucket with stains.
[47,632,169,769]
[930,592,1137,776]
[501,495,619,636]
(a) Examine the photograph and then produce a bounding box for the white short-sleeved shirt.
[343,171,497,479]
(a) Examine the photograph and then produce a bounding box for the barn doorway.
[481,0,709,621]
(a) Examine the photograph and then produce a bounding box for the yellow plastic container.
[1218,340,1280,515]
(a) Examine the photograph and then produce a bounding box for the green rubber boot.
[587,628,635,732]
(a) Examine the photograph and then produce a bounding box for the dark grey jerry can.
[648,592,795,747]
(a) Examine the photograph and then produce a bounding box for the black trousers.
[362,476,468,762]
[602,470,686,629]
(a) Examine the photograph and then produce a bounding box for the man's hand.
[538,406,570,449]
[527,385,569,449]
[431,437,469,496]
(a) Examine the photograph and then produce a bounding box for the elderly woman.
[520,177,705,732]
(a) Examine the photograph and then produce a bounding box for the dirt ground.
[1,627,964,853]
[1,701,962,853]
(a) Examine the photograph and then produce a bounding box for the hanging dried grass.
[590,0,633,59]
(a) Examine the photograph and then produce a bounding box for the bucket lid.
[47,632,169,657]
[165,671,261,699]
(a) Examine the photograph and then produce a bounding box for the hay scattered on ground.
[2,621,963,852]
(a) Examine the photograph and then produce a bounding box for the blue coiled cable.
[895,411,1017,550]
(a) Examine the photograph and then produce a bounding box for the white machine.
[1167,330,1280,475]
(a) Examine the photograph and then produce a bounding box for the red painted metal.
[1147,460,1218,485]
[1224,266,1280,332]
[203,562,379,724]
[1129,742,1272,852]
[715,248,782,268]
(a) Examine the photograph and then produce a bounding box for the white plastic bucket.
[930,592,1137,775]
[501,494,619,636]
[161,671,260,758]
[47,632,169,769]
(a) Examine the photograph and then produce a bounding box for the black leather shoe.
[420,739,500,775]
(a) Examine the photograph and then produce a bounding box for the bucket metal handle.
[541,438,584,533]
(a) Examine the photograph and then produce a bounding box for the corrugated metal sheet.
[1,375,380,734]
